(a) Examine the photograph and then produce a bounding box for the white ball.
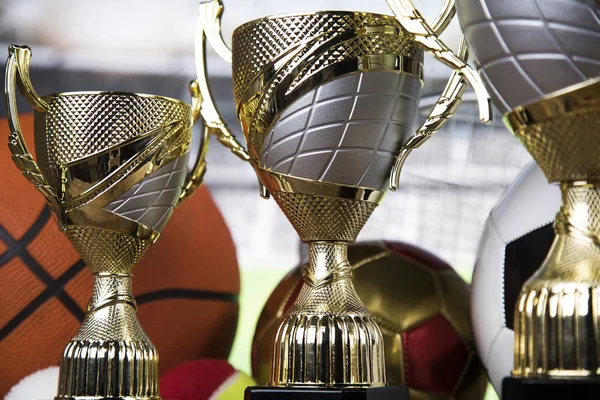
[4,366,58,400]
[472,162,560,396]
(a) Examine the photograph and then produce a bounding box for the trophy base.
[502,377,600,400]
[245,386,410,400]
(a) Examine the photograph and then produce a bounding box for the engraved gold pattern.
[271,242,386,386]
[506,79,600,183]
[231,12,424,166]
[504,78,600,378]
[195,1,473,390]
[272,191,378,243]
[36,93,190,167]
[5,45,206,399]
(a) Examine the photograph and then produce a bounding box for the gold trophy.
[195,0,491,398]
[4,45,206,400]
[453,0,600,397]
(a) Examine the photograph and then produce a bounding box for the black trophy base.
[503,376,600,399]
[245,386,410,400]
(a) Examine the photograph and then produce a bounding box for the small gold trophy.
[195,0,491,398]
[5,45,206,400]
[454,0,600,397]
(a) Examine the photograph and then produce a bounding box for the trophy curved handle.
[387,0,492,122]
[4,45,59,205]
[386,0,492,191]
[177,80,209,205]
[389,37,468,190]
[196,0,250,163]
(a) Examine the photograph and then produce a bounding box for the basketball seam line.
[136,288,239,305]
[0,205,86,338]
[0,259,85,342]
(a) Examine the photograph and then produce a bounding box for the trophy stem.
[513,182,600,378]
[56,267,159,399]
[270,241,386,387]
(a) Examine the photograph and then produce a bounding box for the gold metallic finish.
[504,78,600,378]
[505,78,600,183]
[196,0,251,163]
[195,0,471,390]
[272,192,379,243]
[386,0,492,123]
[271,242,386,386]
[231,11,423,162]
[254,242,487,399]
[389,37,469,190]
[258,170,385,203]
[5,45,207,400]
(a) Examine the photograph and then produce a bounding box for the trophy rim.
[38,90,191,109]
[233,10,400,35]
[505,76,600,126]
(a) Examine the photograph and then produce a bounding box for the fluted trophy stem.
[5,44,206,400]
[513,183,600,378]
[271,242,386,387]
[57,273,159,399]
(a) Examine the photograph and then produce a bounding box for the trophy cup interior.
[230,11,424,389]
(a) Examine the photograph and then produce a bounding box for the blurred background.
[0,1,533,398]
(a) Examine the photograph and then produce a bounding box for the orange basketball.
[0,114,240,397]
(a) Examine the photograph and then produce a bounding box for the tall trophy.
[5,45,206,399]
[453,0,600,398]
[195,0,491,399]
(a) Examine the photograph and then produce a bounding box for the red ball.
[0,115,240,397]
[252,241,487,400]
[161,359,256,400]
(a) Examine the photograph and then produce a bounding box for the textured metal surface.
[387,0,492,123]
[272,191,378,242]
[271,242,386,387]
[254,242,486,399]
[35,92,191,167]
[5,45,207,400]
[505,79,600,182]
[58,275,158,399]
[231,11,423,169]
[513,183,600,377]
[261,72,421,189]
[105,155,190,233]
[456,0,600,113]
[500,78,600,378]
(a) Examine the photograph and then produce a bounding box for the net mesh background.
[359,97,532,275]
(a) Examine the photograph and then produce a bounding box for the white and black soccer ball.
[472,162,560,396]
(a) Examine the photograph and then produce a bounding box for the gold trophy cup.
[454,0,600,397]
[4,45,206,400]
[195,1,491,398]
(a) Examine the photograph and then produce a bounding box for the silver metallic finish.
[456,0,600,112]
[260,72,422,190]
[105,154,189,233]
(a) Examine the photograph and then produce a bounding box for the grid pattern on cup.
[231,12,421,106]
[272,191,378,242]
[457,0,600,113]
[36,93,190,166]
[104,154,189,233]
[260,71,421,190]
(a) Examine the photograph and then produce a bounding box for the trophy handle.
[177,80,209,204]
[197,0,271,198]
[4,45,59,206]
[196,0,250,162]
[387,0,492,122]
[386,0,492,191]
